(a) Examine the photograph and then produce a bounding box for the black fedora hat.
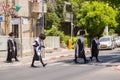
[80,30,85,35]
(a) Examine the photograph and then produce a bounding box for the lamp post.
[64,1,73,49]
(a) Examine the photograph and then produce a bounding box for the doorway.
[12,25,19,38]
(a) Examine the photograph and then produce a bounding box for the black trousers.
[91,49,99,62]
[74,49,87,63]
[31,54,45,66]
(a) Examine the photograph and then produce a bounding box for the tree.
[71,0,84,27]
[85,0,120,35]
[75,1,117,45]
[45,0,67,30]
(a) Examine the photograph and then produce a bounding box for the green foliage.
[109,29,115,35]
[45,0,66,30]
[44,25,78,47]
[78,0,120,36]
[115,7,120,35]
[77,1,117,37]
[44,25,65,42]
[71,0,84,27]
[72,36,78,48]
[62,35,71,45]
[71,1,117,46]
[45,12,60,29]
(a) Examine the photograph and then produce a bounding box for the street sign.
[16,5,22,12]
[0,17,3,21]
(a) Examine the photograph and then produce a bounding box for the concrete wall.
[0,36,60,57]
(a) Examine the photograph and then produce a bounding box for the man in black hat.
[6,32,19,63]
[90,34,100,62]
[74,30,88,63]
[31,33,47,67]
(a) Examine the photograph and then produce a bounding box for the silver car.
[114,36,120,47]
[99,36,115,50]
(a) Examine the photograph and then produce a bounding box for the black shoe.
[73,59,79,64]
[43,63,47,67]
[6,60,13,63]
[31,64,37,68]
[90,57,92,61]
[84,60,89,63]
[96,60,100,62]
[15,59,19,62]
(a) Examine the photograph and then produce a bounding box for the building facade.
[0,0,43,54]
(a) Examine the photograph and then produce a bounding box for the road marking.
[48,62,63,66]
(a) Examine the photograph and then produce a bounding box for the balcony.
[31,1,47,13]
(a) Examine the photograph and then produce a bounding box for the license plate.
[101,45,107,48]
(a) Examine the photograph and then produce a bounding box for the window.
[12,25,19,38]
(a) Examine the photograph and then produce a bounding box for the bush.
[72,36,78,48]
[44,25,65,43]
[62,35,71,45]
[45,26,89,48]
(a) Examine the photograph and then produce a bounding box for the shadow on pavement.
[55,52,120,67]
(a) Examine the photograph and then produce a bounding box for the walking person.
[6,32,19,63]
[74,31,88,64]
[90,35,100,62]
[31,33,47,67]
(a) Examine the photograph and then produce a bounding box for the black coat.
[75,38,86,58]
[6,39,17,61]
[91,39,99,57]
[33,40,40,61]
[33,38,44,61]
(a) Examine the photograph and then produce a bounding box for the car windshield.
[99,37,110,42]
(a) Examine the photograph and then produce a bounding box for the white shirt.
[80,36,84,43]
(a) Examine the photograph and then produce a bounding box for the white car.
[99,36,115,50]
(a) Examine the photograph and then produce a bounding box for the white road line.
[48,62,63,66]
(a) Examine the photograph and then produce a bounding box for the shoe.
[31,64,37,68]
[73,59,79,64]
[96,60,100,62]
[6,60,13,63]
[15,59,19,62]
[43,63,47,67]
[84,60,89,63]
[90,57,92,61]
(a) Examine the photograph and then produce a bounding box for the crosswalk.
[47,61,75,67]
[46,58,119,67]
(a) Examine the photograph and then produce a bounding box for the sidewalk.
[0,48,92,70]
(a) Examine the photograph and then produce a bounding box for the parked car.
[114,36,120,47]
[99,36,116,50]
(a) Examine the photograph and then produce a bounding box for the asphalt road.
[0,48,120,80]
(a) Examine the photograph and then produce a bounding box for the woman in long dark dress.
[6,32,19,63]
[90,35,100,62]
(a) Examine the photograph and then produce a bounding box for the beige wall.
[21,19,31,37]
[18,0,29,17]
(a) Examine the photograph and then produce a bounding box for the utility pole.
[41,0,44,33]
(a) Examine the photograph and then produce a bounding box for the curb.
[114,66,120,70]
[48,54,73,61]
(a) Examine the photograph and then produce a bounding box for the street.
[0,48,120,80]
